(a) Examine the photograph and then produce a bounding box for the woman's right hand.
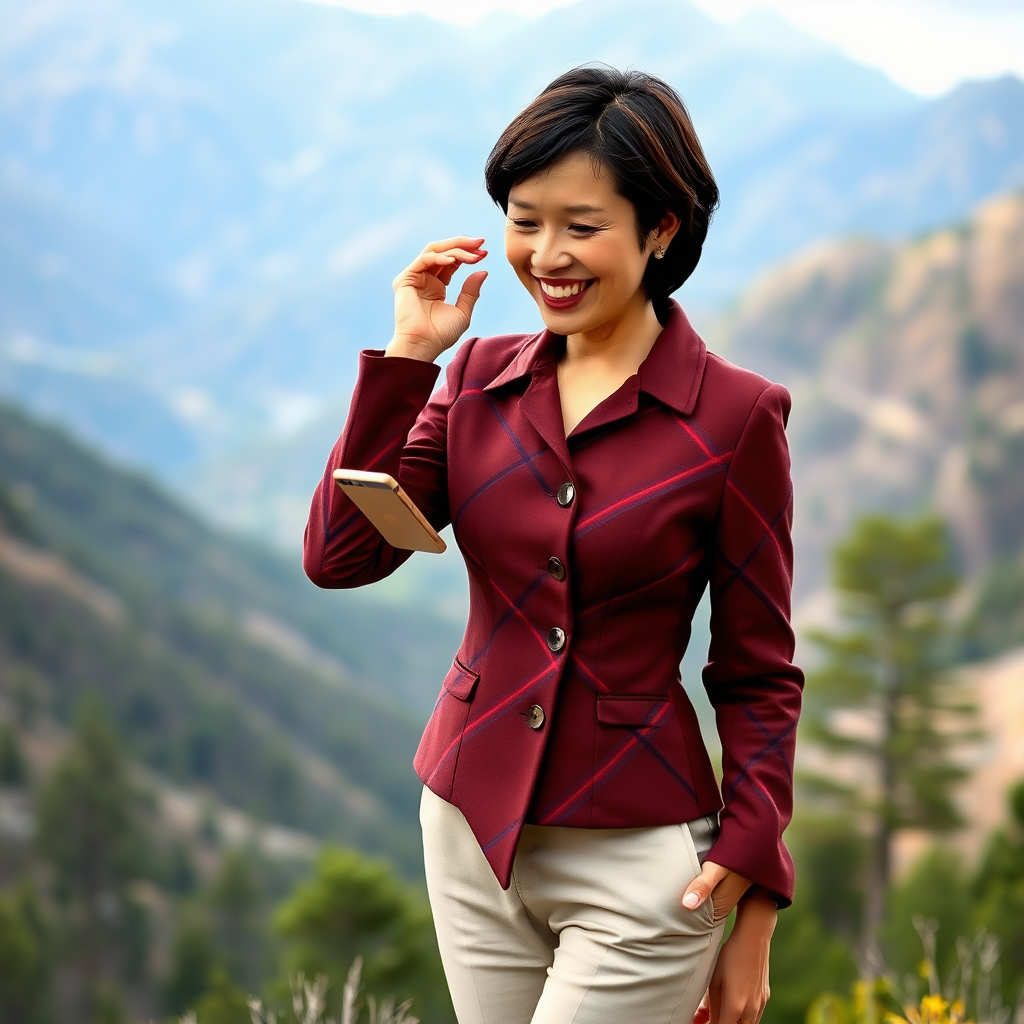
[386,236,488,363]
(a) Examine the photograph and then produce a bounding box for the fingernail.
[683,892,701,909]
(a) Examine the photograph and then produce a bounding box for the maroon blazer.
[304,302,803,905]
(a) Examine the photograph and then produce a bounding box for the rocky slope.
[711,190,1024,618]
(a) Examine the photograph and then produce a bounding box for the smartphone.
[332,469,447,554]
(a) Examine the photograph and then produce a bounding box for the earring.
[654,244,666,259]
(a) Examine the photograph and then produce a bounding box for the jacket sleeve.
[303,340,476,589]
[702,382,804,907]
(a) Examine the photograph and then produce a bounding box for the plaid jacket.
[304,301,803,905]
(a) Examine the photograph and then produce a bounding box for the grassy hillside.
[0,402,462,873]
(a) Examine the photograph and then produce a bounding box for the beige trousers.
[420,787,727,1024]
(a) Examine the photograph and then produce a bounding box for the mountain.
[707,74,1024,297]
[0,402,464,873]
[9,0,1024,500]
[710,189,1024,627]
[4,0,1024,641]
[0,174,200,470]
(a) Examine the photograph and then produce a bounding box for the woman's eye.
[511,219,537,229]
[569,224,599,235]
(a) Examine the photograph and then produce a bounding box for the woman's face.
[504,152,665,336]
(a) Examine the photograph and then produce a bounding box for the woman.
[304,67,803,1024]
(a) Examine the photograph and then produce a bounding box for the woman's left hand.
[682,859,751,922]
[686,873,777,1024]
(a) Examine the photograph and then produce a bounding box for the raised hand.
[385,236,488,363]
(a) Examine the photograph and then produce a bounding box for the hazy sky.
[305,0,1024,96]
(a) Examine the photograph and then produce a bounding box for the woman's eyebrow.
[508,198,606,215]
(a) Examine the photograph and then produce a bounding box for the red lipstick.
[535,276,595,310]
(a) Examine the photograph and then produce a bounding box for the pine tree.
[162,918,220,1017]
[275,847,451,1023]
[802,514,979,973]
[974,779,1024,1004]
[208,848,264,991]
[0,881,50,1024]
[0,718,28,785]
[190,968,251,1024]
[34,694,147,1021]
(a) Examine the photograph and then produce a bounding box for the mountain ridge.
[712,188,1024,630]
[9,0,1022,499]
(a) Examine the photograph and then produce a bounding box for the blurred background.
[1,0,1024,1021]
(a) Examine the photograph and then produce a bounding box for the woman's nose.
[530,231,572,274]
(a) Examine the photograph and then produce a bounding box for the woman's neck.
[556,293,666,436]
[563,291,663,377]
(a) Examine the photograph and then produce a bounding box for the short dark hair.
[485,66,719,321]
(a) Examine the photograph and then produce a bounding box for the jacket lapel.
[484,329,573,476]
[519,368,572,474]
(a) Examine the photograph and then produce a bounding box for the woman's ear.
[651,210,682,252]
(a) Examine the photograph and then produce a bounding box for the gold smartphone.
[332,469,447,553]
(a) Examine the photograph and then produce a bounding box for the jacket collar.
[482,329,559,393]
[482,299,707,417]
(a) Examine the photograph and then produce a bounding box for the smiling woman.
[503,154,677,434]
[304,66,803,1024]
[486,68,718,325]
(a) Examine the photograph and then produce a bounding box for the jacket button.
[547,627,566,652]
[527,704,546,730]
[548,556,566,581]
[557,482,575,507]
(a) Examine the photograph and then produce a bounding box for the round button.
[527,705,546,730]
[547,627,566,652]
[547,556,566,582]
[557,482,575,508]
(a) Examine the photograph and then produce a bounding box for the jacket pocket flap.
[596,695,669,727]
[442,659,479,702]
